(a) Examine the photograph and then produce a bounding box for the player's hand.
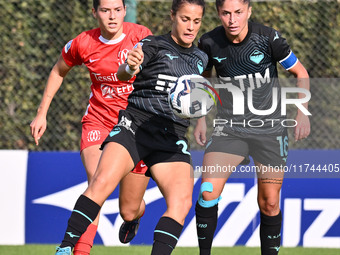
[294,112,310,141]
[127,43,144,71]
[30,113,47,145]
[194,117,207,146]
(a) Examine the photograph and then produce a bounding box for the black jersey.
[199,22,298,134]
[128,33,208,127]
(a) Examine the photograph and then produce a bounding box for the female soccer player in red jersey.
[30,0,152,253]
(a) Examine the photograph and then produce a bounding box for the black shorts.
[205,128,288,167]
[101,106,191,175]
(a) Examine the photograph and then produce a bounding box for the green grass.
[0,245,339,255]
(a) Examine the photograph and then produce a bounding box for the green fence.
[1,0,339,151]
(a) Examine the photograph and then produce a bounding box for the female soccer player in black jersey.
[194,0,310,255]
[54,0,208,255]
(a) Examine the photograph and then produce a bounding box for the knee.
[90,175,109,188]
[258,196,280,216]
[119,200,141,221]
[168,194,192,221]
[120,207,139,222]
[198,182,222,208]
[179,194,192,216]
[202,191,220,201]
[87,175,113,199]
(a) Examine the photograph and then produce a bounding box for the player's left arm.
[288,60,311,141]
[270,28,311,141]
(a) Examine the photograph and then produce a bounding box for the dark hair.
[171,0,206,16]
[93,0,126,10]
[215,0,250,12]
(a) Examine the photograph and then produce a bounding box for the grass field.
[0,245,339,255]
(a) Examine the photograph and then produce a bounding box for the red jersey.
[62,22,152,128]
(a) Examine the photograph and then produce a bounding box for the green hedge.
[1,0,339,150]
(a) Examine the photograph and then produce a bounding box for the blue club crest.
[250,50,264,64]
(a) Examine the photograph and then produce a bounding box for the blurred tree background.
[0,0,339,151]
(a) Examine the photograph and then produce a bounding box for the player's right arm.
[194,116,207,146]
[194,34,213,146]
[194,69,213,146]
[30,55,72,145]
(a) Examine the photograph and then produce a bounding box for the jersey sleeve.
[61,35,83,67]
[198,35,214,72]
[138,35,158,69]
[270,29,298,70]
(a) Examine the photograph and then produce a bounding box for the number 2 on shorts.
[176,140,191,155]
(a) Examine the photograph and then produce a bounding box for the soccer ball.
[169,74,215,119]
